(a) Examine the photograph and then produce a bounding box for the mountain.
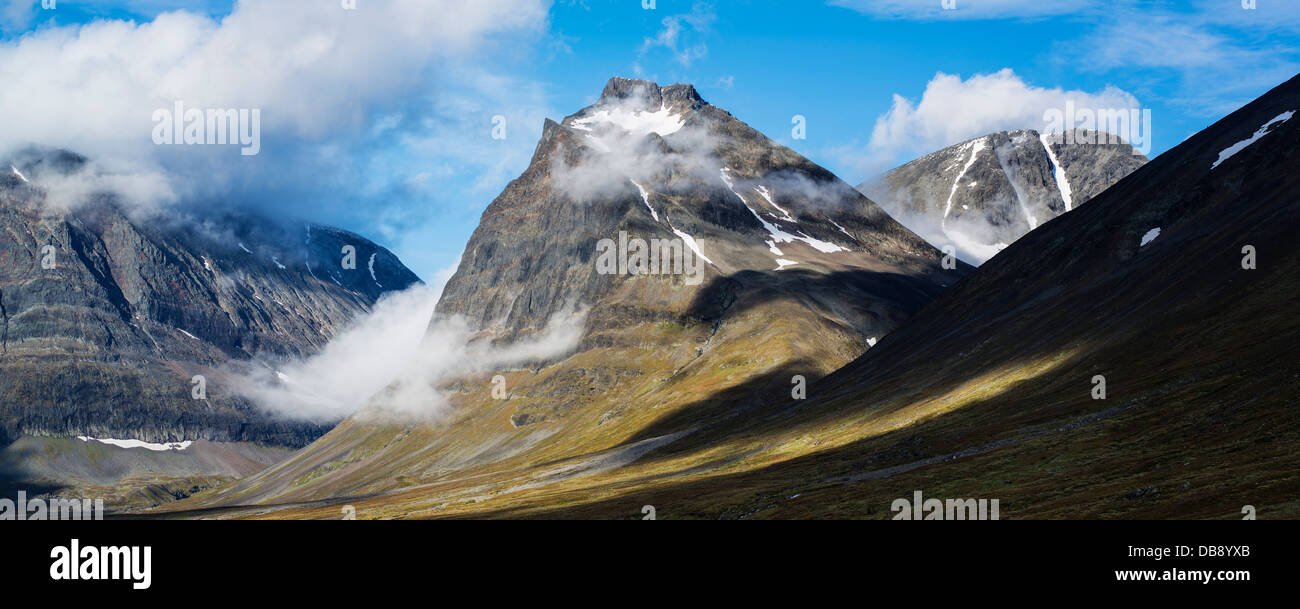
[0,149,420,497]
[444,71,1297,519]
[861,129,1147,263]
[160,76,968,513]
[171,72,1300,520]
[436,77,963,345]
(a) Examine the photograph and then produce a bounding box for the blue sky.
[2,0,1298,285]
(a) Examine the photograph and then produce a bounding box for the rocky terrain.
[861,129,1147,263]
[0,149,420,450]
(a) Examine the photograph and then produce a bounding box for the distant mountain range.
[861,129,1147,264]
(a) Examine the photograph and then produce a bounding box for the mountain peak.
[598,77,704,110]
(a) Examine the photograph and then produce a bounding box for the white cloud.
[234,284,442,422]
[639,1,714,68]
[550,92,725,202]
[232,283,585,422]
[843,69,1140,176]
[0,0,551,211]
[828,0,1102,20]
[1066,11,1300,116]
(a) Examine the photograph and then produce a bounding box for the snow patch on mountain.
[755,185,794,222]
[630,180,659,222]
[1040,133,1074,211]
[1213,110,1295,169]
[1140,227,1161,247]
[943,138,987,219]
[10,165,28,183]
[571,102,685,138]
[368,253,382,287]
[77,436,193,451]
[829,219,854,239]
[722,168,848,256]
[671,224,713,266]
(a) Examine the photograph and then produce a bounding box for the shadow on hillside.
[444,341,1199,519]
[683,267,946,326]
[612,266,954,450]
[623,358,822,446]
[0,433,68,498]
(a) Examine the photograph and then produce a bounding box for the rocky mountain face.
[0,150,420,449]
[861,129,1147,264]
[437,77,963,345]
[171,77,968,510]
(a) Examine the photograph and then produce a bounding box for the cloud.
[232,284,442,422]
[351,67,556,279]
[861,180,1010,265]
[231,284,585,422]
[0,0,552,227]
[830,1,1299,119]
[1065,9,1300,116]
[2,0,234,32]
[836,69,1140,177]
[828,0,1102,20]
[1188,0,1300,29]
[18,157,178,214]
[639,1,714,68]
[549,90,725,201]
